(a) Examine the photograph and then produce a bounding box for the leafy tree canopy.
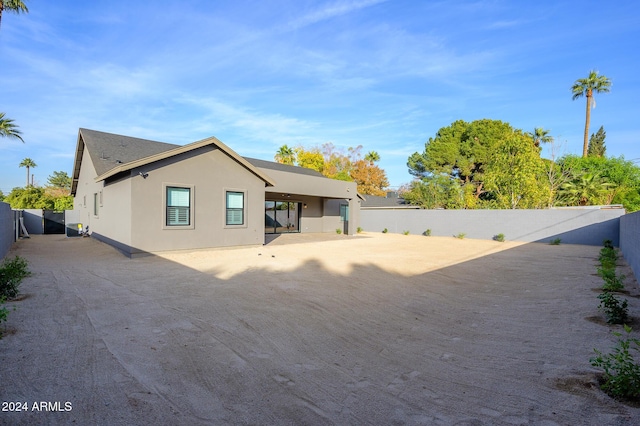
[407,119,540,207]
[47,170,72,190]
[588,126,606,158]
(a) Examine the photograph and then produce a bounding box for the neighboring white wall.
[360,208,624,246]
[620,211,640,281]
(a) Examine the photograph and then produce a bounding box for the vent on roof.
[100,152,109,160]
[116,160,122,164]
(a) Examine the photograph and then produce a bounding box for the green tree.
[274,145,296,165]
[19,157,36,187]
[0,189,4,202]
[483,134,547,209]
[0,0,28,27]
[558,155,640,211]
[401,174,464,209]
[572,70,611,157]
[0,112,24,142]
[5,187,54,209]
[47,171,72,190]
[364,151,380,164]
[407,119,534,208]
[530,127,553,148]
[588,126,607,158]
[559,172,614,206]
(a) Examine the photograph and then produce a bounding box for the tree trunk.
[26,166,29,187]
[582,91,592,157]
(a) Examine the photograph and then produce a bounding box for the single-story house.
[71,129,360,256]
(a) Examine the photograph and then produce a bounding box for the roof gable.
[71,129,275,195]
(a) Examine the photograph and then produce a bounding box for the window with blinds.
[167,186,190,226]
[226,191,244,225]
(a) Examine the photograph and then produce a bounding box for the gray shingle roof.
[80,128,179,176]
[243,157,327,178]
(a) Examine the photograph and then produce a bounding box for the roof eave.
[94,136,276,187]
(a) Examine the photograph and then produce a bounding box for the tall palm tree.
[531,127,553,148]
[19,157,36,187]
[0,0,29,27]
[364,151,380,164]
[572,70,611,157]
[0,112,24,142]
[274,145,295,165]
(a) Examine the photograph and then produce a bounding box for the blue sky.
[1,0,639,193]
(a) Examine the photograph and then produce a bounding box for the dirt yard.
[1,233,640,425]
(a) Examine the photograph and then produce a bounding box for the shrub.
[357,227,363,233]
[601,271,626,292]
[0,296,9,339]
[0,256,31,299]
[423,229,431,237]
[403,230,410,235]
[598,292,629,324]
[494,233,505,242]
[336,228,342,234]
[455,233,466,239]
[591,325,640,400]
[603,239,615,250]
[550,238,562,245]
[382,228,388,233]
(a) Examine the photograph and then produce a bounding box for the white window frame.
[224,189,247,228]
[163,184,195,230]
[93,193,99,217]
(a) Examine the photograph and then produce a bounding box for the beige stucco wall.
[73,146,133,248]
[128,146,266,253]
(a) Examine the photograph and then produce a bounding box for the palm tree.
[19,157,36,187]
[364,151,380,164]
[0,0,29,27]
[531,127,553,148]
[572,70,611,157]
[274,145,295,165]
[0,112,24,142]
[560,172,614,206]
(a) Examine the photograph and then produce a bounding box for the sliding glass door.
[265,201,300,233]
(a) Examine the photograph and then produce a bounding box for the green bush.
[603,239,615,250]
[494,233,505,242]
[382,228,388,233]
[455,233,466,239]
[0,296,9,339]
[423,229,431,236]
[403,230,410,235]
[357,227,363,233]
[0,256,31,299]
[591,325,640,399]
[602,272,626,292]
[550,238,562,245]
[336,228,342,234]
[598,292,629,324]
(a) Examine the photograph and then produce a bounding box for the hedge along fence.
[359,208,624,246]
[620,210,640,282]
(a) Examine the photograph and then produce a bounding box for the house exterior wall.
[128,145,266,254]
[74,145,133,249]
[620,211,640,282]
[360,208,624,245]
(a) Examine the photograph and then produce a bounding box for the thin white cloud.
[284,0,388,32]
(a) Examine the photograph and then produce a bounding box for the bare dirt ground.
[1,233,640,425]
